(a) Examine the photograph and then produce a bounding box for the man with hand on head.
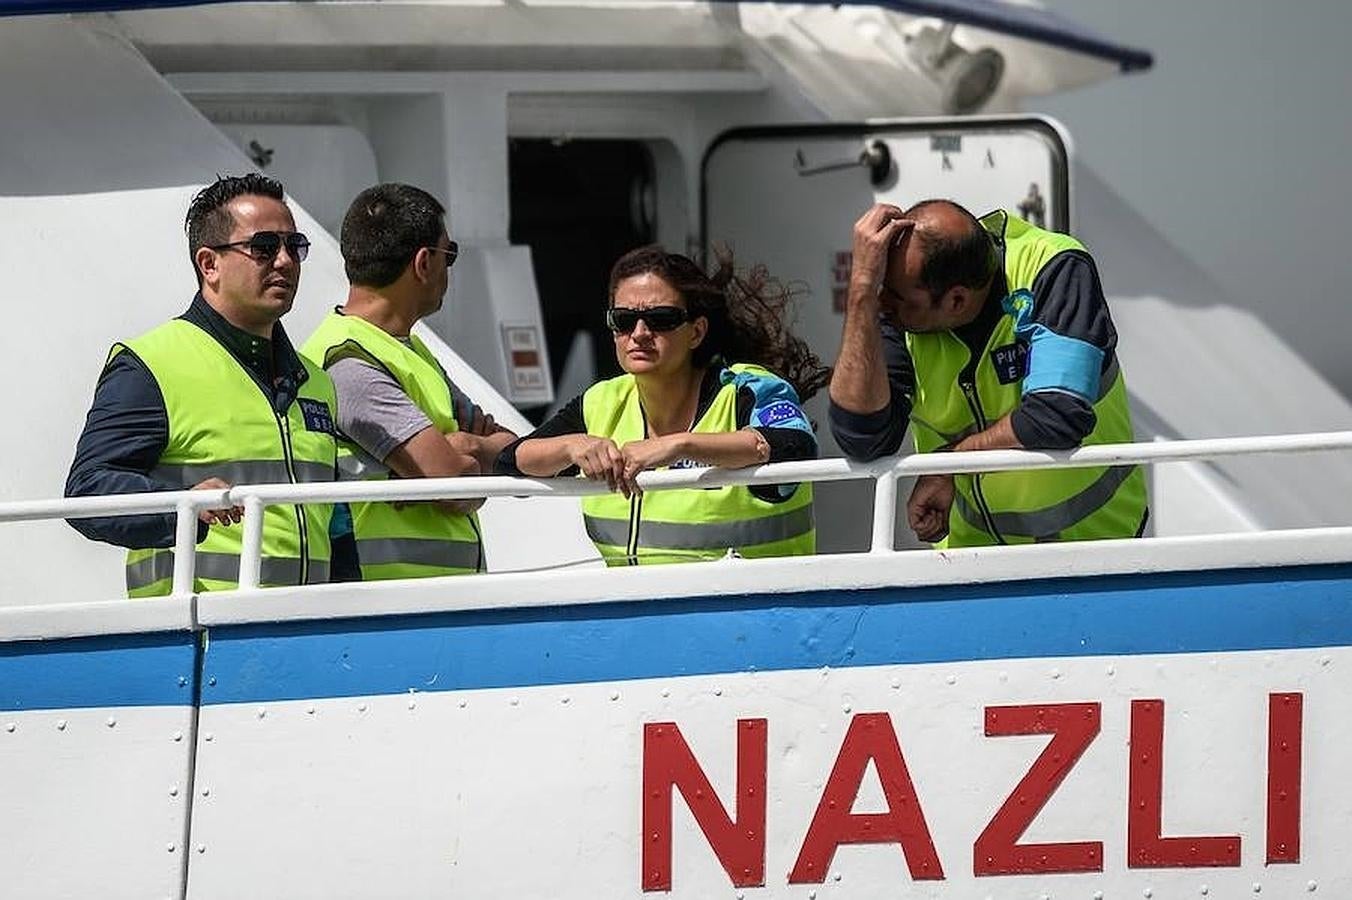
[829,199,1147,547]
[66,174,340,596]
[303,183,515,580]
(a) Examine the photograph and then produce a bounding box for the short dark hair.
[341,183,447,288]
[905,199,997,303]
[185,174,286,286]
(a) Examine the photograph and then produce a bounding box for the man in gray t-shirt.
[328,344,501,478]
[302,183,516,579]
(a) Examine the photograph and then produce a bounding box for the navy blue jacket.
[65,295,310,549]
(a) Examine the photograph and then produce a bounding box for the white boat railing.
[3,430,1352,595]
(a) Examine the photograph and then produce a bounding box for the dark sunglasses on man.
[606,306,691,334]
[210,230,311,263]
[426,241,459,268]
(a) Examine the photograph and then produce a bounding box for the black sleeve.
[64,352,204,549]
[828,321,916,461]
[1009,250,1115,449]
[1010,392,1097,450]
[1026,250,1117,355]
[494,393,586,476]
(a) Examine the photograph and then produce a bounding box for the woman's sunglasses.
[210,230,311,263]
[606,306,690,334]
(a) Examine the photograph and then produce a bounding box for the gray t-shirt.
[328,352,485,463]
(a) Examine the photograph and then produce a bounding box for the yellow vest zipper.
[957,376,1005,545]
[275,410,309,585]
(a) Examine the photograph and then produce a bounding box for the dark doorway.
[509,139,656,414]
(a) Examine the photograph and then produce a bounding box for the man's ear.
[195,247,219,290]
[410,247,433,283]
[942,286,969,317]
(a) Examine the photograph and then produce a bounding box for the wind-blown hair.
[608,245,830,402]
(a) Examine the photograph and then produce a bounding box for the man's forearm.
[829,289,891,414]
[461,430,516,473]
[951,414,1022,453]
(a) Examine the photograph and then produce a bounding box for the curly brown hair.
[607,245,830,402]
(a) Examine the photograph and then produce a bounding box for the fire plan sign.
[500,323,549,403]
[831,250,852,313]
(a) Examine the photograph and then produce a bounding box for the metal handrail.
[5,430,1352,592]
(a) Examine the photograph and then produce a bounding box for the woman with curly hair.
[497,245,830,565]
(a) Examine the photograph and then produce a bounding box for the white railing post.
[171,498,198,596]
[237,495,265,590]
[870,470,899,553]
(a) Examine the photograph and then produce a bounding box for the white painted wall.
[1034,0,1352,402]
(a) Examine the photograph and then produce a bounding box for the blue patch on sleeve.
[724,368,813,436]
[1002,290,1103,401]
[758,400,804,427]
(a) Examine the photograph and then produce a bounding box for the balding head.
[879,198,998,333]
[901,199,996,301]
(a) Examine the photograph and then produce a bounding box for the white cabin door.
[701,118,1070,552]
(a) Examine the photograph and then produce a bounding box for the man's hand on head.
[849,203,914,305]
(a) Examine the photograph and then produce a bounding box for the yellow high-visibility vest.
[121,319,338,596]
[303,311,482,580]
[580,364,815,565]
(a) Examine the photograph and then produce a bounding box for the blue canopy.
[2,0,1152,72]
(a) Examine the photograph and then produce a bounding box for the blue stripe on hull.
[0,631,197,711]
[199,564,1352,705]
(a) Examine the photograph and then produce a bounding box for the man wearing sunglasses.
[303,183,516,580]
[66,174,341,596]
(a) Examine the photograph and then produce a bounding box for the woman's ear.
[688,315,708,351]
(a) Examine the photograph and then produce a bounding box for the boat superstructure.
[4,0,1352,601]
[2,2,1352,897]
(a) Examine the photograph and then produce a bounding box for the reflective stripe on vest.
[152,459,334,486]
[952,464,1136,539]
[126,551,331,593]
[583,503,814,551]
[301,312,483,579]
[355,537,482,571]
[119,319,337,597]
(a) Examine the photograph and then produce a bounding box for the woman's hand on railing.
[566,436,633,498]
[618,436,682,493]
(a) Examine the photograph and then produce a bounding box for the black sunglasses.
[210,231,311,263]
[426,241,459,268]
[606,305,690,334]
